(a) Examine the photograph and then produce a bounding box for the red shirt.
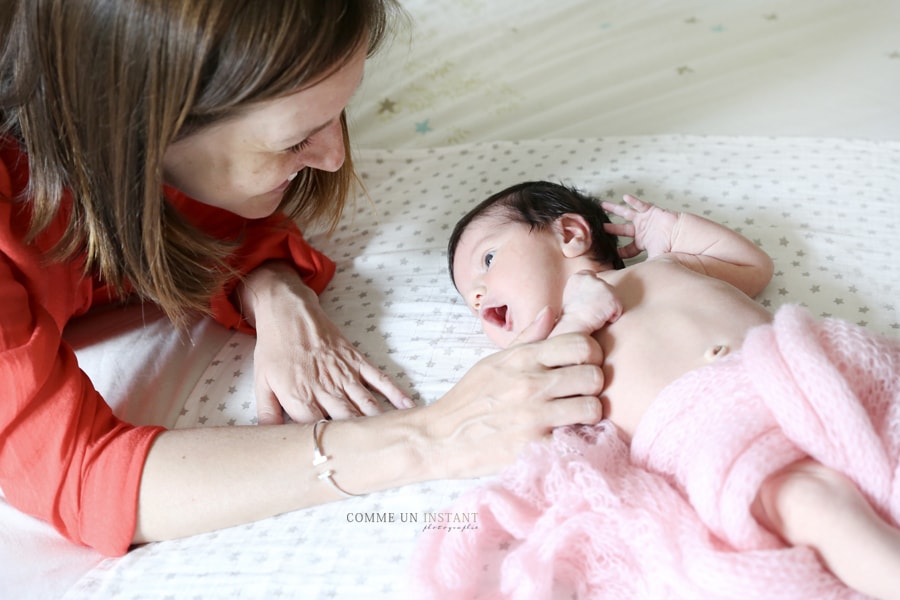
[0,138,335,555]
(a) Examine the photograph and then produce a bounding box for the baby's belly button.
[703,344,730,361]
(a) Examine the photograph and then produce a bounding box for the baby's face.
[451,215,570,348]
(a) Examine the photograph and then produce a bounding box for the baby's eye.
[484,251,495,269]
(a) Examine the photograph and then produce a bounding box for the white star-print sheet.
[41,135,900,599]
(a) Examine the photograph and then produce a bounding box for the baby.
[448,180,900,599]
[449,180,776,436]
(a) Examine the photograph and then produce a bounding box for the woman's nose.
[304,120,345,172]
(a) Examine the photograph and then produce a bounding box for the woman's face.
[162,45,367,219]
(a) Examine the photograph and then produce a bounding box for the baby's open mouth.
[482,305,510,330]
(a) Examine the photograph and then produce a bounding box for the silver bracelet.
[312,419,362,498]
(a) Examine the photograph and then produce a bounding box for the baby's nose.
[471,287,485,310]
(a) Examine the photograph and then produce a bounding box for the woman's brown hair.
[0,0,398,327]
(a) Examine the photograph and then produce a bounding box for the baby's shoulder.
[604,255,699,288]
[621,254,684,273]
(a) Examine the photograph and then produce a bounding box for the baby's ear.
[557,213,593,258]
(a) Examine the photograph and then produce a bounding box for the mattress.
[3,1,898,598]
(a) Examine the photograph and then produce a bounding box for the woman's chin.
[238,192,284,219]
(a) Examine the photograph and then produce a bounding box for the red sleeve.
[166,189,336,333]
[0,142,165,556]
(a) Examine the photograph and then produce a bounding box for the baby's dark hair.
[448,181,626,284]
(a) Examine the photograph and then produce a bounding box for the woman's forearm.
[133,408,435,544]
[134,329,606,545]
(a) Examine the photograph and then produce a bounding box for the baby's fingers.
[616,241,643,259]
[603,221,634,238]
[621,194,654,212]
[601,200,633,220]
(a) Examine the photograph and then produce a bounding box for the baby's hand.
[602,194,680,259]
[550,270,622,337]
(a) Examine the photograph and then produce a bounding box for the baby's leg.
[752,459,900,600]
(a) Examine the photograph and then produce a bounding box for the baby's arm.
[603,195,774,297]
[753,459,900,600]
[550,270,622,337]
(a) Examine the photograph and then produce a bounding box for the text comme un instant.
[346,511,478,525]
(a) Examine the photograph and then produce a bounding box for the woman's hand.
[420,329,606,478]
[602,194,680,259]
[237,262,414,424]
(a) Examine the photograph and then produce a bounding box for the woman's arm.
[134,329,606,543]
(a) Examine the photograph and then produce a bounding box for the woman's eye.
[484,251,495,268]
[287,138,312,154]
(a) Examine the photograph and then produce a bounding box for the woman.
[0,0,605,556]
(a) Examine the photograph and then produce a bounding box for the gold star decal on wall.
[378,98,397,114]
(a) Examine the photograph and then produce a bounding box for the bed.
[4,0,899,597]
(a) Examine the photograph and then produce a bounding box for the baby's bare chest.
[595,267,771,437]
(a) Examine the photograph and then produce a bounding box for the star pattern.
[377,98,397,114]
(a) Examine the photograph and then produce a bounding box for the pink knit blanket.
[413,305,900,599]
